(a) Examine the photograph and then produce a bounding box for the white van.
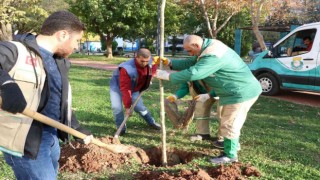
[248,22,320,95]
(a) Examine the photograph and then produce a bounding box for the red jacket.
[119,59,157,108]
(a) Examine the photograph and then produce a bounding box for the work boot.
[149,122,161,130]
[141,112,161,130]
[119,130,126,136]
[211,138,239,164]
[190,134,211,141]
[212,140,224,149]
[210,154,238,164]
[212,140,241,151]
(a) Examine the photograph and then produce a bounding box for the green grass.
[68,53,189,64]
[1,66,320,179]
[69,53,128,64]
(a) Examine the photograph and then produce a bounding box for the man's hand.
[155,69,170,80]
[125,108,133,117]
[83,135,94,145]
[74,126,93,144]
[194,93,210,103]
[167,95,177,103]
[152,56,171,66]
[0,82,27,114]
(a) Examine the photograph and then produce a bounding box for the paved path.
[70,60,118,71]
[268,90,320,108]
[70,59,320,108]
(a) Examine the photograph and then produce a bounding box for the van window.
[274,29,316,57]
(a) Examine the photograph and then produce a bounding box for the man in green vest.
[165,81,223,142]
[154,35,261,164]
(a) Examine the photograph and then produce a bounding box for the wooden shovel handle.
[0,97,118,153]
[114,91,144,138]
[22,108,119,153]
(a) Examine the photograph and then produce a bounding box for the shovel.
[114,92,143,140]
[0,99,137,154]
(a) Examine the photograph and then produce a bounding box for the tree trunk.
[252,26,266,50]
[200,0,214,38]
[250,0,267,51]
[0,22,13,41]
[216,12,236,36]
[106,34,113,58]
[171,36,177,57]
[211,0,219,39]
[99,33,106,52]
[159,0,167,166]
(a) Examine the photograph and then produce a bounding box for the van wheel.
[257,73,280,96]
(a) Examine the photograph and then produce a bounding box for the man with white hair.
[153,35,261,164]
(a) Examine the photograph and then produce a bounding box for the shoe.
[190,134,211,141]
[149,122,161,130]
[210,154,238,164]
[212,140,224,149]
[142,112,161,130]
[119,131,126,136]
[212,140,241,151]
[212,136,224,142]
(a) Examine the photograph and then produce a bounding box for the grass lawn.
[69,53,128,65]
[1,65,320,179]
[68,53,189,65]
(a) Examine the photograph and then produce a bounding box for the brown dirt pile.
[60,139,261,179]
[135,162,261,180]
[59,137,149,173]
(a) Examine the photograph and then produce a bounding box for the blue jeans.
[4,130,60,180]
[110,89,155,132]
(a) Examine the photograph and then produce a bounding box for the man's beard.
[55,47,71,58]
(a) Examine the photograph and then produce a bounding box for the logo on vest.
[25,56,37,67]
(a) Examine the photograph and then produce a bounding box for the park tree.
[249,0,270,51]
[266,0,320,26]
[249,0,320,52]
[41,0,69,13]
[68,0,162,58]
[0,0,48,41]
[218,8,254,56]
[120,0,158,53]
[180,0,247,39]
[163,1,187,56]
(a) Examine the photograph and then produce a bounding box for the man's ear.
[56,30,69,42]
[191,43,200,51]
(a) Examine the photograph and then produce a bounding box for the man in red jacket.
[109,48,161,135]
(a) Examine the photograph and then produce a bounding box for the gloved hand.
[152,56,171,66]
[125,108,133,117]
[83,135,94,145]
[0,82,27,114]
[74,126,93,144]
[155,69,170,80]
[167,95,177,102]
[194,93,210,103]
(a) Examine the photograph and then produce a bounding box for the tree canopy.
[0,0,49,40]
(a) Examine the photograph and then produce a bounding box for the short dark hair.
[303,36,312,41]
[40,10,86,35]
[136,48,151,58]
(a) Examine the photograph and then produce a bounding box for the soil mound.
[59,137,148,173]
[145,146,205,166]
[60,139,261,179]
[135,162,261,179]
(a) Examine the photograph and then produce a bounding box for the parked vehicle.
[248,22,320,96]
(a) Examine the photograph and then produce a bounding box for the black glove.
[0,83,27,114]
[74,126,92,144]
